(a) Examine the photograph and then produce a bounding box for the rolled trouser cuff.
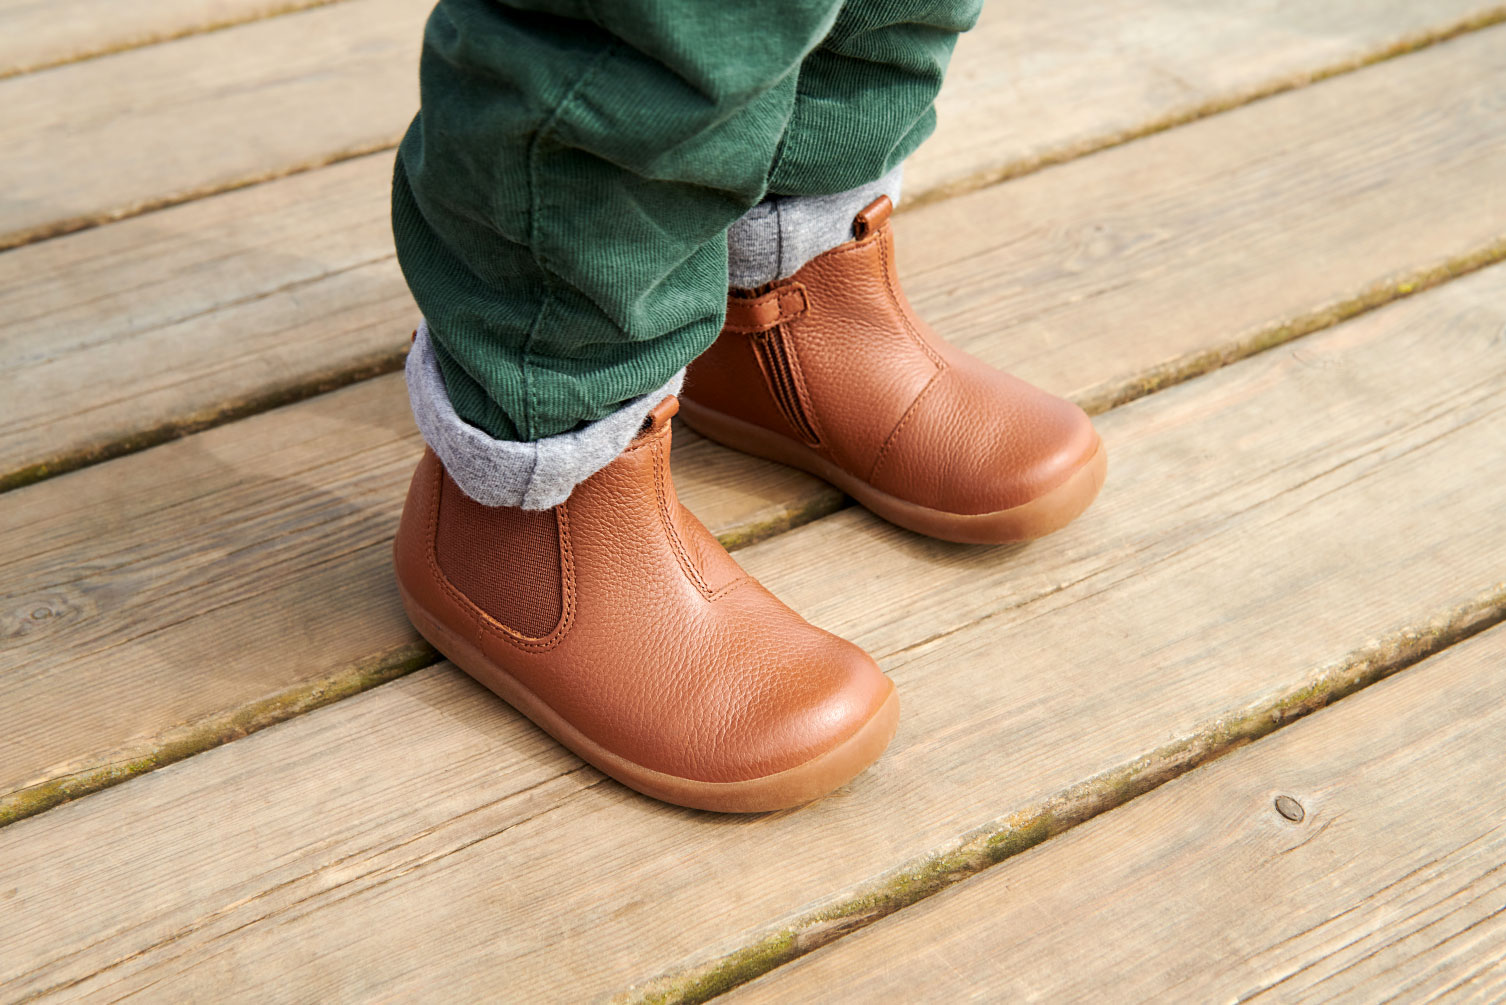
[406,322,685,510]
[726,165,903,288]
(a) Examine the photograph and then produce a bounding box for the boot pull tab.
[724,283,808,333]
[641,395,680,437]
[853,195,893,240]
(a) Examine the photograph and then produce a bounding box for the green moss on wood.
[637,933,799,1005]
[713,491,848,552]
[1077,234,1506,418]
[0,640,437,829]
[0,349,409,495]
[620,585,1506,1005]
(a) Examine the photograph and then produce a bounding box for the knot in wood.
[1274,794,1305,822]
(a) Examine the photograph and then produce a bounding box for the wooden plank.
[729,627,1506,1004]
[2,0,1499,248]
[0,0,426,251]
[0,373,833,819]
[7,22,1506,492]
[911,21,1506,412]
[0,155,420,488]
[3,257,1505,1001]
[0,0,341,79]
[5,28,1506,824]
[914,0,1506,204]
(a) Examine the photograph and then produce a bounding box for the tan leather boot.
[393,396,898,813]
[682,196,1107,544]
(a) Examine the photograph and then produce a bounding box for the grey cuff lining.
[726,164,904,288]
[406,321,685,510]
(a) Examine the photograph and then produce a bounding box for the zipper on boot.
[726,283,820,447]
[751,327,821,447]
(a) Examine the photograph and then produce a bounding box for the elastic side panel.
[435,476,563,638]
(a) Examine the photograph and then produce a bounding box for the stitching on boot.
[652,437,713,599]
[651,436,749,602]
[724,284,808,333]
[468,509,576,652]
[878,231,946,369]
[869,369,946,485]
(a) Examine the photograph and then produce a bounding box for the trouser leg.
[727,0,983,287]
[393,0,841,459]
[682,0,1107,550]
[393,0,979,507]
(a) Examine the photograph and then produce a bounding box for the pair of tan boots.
[394,197,1107,812]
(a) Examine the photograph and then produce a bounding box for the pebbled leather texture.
[684,195,1101,517]
[393,398,893,785]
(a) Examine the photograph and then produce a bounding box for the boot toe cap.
[704,630,896,786]
[874,368,1102,517]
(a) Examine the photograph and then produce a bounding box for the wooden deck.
[3,1,1505,1000]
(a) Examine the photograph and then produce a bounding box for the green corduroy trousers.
[392,0,983,441]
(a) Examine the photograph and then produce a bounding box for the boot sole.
[679,399,1108,545]
[397,581,900,814]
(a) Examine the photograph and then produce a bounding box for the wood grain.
[907,23,1506,410]
[5,0,1500,251]
[918,0,1506,202]
[0,374,832,815]
[0,0,426,251]
[3,261,1504,1001]
[730,626,1506,1003]
[5,30,1506,825]
[7,24,1506,491]
[0,0,343,78]
[0,154,419,488]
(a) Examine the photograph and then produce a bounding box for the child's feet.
[393,396,898,812]
[682,195,1107,544]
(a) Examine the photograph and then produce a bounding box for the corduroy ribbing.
[407,322,684,509]
[393,0,980,443]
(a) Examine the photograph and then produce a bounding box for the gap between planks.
[629,590,1506,1005]
[4,237,1498,826]
[5,25,1506,828]
[9,16,1506,495]
[726,625,1506,1003]
[3,0,1503,254]
[4,260,1506,1000]
[0,4,1501,998]
[0,0,349,80]
[7,229,1505,496]
[617,267,1506,1001]
[904,1,1506,210]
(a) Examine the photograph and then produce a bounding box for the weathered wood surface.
[900,24,1506,413]
[0,0,341,78]
[8,32,1506,824]
[4,262,1505,1001]
[916,0,1506,203]
[4,0,1498,252]
[0,374,835,822]
[8,23,1506,491]
[0,0,426,251]
[0,154,418,488]
[731,627,1506,1003]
